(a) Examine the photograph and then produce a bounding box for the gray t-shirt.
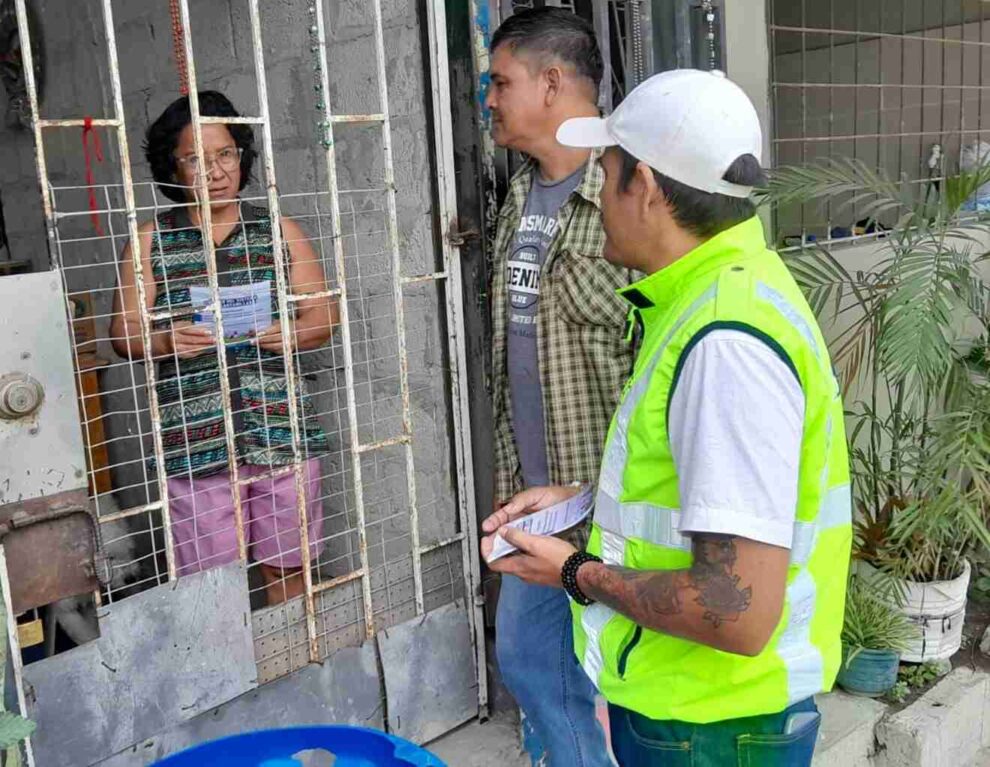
[506,165,585,488]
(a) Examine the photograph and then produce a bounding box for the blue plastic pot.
[152,725,446,767]
[836,646,900,697]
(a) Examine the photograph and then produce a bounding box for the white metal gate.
[6,0,484,762]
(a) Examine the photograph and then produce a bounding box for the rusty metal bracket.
[0,489,110,614]
[446,226,480,248]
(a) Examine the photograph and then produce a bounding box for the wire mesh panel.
[770,0,989,246]
[9,0,480,726]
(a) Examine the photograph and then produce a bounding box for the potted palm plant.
[838,575,918,697]
[765,158,990,661]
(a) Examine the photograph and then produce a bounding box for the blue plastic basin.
[152,725,446,767]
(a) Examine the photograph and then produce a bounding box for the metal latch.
[0,490,112,614]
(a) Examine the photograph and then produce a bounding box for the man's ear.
[636,161,661,217]
[544,65,562,106]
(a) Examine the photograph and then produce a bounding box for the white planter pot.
[856,560,970,663]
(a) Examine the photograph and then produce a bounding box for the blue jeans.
[495,575,612,767]
[609,696,821,767]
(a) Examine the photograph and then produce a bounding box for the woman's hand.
[160,322,215,359]
[253,321,294,354]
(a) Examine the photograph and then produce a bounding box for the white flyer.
[189,281,272,342]
[486,486,594,563]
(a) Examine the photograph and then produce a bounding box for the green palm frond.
[766,157,910,221]
[877,246,962,394]
[767,155,990,583]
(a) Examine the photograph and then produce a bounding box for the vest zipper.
[617,625,643,678]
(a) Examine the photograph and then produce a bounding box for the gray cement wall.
[0,0,463,622]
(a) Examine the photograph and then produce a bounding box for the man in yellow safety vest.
[482,69,852,767]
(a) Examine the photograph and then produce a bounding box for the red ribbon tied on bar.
[82,116,104,235]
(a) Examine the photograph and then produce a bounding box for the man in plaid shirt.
[486,8,634,765]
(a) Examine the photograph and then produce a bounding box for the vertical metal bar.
[959,0,965,160]
[920,0,927,187]
[637,0,654,78]
[940,0,947,168]
[979,0,985,164]
[0,547,34,767]
[101,0,179,581]
[245,0,320,662]
[423,0,489,716]
[827,0,835,231]
[852,0,860,228]
[12,0,56,267]
[592,0,612,111]
[175,0,247,568]
[898,0,907,183]
[313,0,376,640]
[371,0,424,616]
[800,0,808,242]
[878,0,886,178]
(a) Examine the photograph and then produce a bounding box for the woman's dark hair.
[144,91,256,203]
[490,7,603,93]
[619,149,767,239]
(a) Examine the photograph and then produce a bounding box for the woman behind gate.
[110,91,337,606]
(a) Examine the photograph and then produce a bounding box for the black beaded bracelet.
[561,551,602,606]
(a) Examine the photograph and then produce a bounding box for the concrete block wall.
[0,0,462,621]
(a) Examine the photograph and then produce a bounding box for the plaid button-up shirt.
[491,150,636,548]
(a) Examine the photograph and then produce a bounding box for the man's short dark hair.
[490,7,603,93]
[145,91,256,203]
[619,149,767,239]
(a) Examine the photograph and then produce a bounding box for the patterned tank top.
[150,203,329,478]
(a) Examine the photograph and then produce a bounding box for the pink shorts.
[166,459,324,577]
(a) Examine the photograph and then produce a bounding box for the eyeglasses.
[175,146,243,175]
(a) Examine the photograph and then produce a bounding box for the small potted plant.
[837,575,918,697]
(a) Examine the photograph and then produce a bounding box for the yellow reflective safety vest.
[572,216,851,723]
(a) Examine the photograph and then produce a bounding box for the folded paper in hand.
[190,281,272,342]
[487,487,594,563]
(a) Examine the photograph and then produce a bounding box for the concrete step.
[813,691,887,767]
[874,668,990,767]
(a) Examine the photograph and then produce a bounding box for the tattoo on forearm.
[579,534,752,631]
[689,535,752,627]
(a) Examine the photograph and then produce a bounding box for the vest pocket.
[617,624,643,678]
[735,711,820,767]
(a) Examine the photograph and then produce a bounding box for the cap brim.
[556,117,616,149]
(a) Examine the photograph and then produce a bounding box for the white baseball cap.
[557,69,763,198]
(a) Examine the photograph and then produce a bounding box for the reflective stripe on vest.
[593,483,851,567]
